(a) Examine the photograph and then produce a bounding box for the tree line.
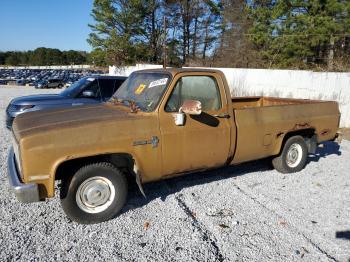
[1,1,349,70]
[88,0,350,71]
[0,48,88,66]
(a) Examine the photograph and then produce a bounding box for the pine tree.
[248,0,350,69]
[87,0,225,66]
[88,0,149,66]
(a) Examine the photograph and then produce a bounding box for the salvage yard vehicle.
[6,75,127,129]
[7,68,340,224]
[35,78,65,89]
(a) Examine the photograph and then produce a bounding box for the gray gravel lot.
[0,86,349,261]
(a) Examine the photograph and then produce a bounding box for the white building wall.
[109,64,163,76]
[217,68,350,127]
[109,65,350,127]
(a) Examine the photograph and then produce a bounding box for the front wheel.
[60,162,128,224]
[272,135,308,173]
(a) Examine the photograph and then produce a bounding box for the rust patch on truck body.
[293,122,310,130]
[321,129,331,136]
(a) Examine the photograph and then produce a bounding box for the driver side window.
[80,80,100,98]
[165,75,221,112]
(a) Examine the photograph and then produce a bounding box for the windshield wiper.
[110,97,139,113]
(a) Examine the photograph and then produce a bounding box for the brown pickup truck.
[7,68,340,224]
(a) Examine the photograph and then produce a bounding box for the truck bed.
[231,96,340,164]
[232,96,326,109]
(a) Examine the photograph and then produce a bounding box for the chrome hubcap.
[286,143,303,168]
[76,176,115,213]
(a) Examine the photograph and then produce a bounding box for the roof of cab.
[135,67,223,77]
[86,75,128,79]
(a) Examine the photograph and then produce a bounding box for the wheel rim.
[76,176,115,214]
[286,143,303,168]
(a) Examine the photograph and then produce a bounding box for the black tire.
[60,162,128,224]
[272,135,308,174]
[58,84,63,88]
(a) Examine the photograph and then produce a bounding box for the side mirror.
[173,100,202,126]
[82,90,95,98]
[180,100,202,115]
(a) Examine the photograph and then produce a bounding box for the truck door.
[159,72,231,176]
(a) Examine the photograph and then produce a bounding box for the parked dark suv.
[6,75,127,129]
[35,79,65,89]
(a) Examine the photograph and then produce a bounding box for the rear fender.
[273,128,316,155]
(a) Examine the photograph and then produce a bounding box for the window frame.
[114,71,173,113]
[163,74,223,113]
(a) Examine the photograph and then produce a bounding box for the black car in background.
[6,75,127,129]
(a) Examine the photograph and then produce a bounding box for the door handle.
[213,113,230,119]
[72,103,83,106]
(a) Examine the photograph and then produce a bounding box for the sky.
[0,0,94,52]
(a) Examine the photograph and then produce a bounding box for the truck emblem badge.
[133,136,159,148]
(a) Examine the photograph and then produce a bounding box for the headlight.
[19,105,34,112]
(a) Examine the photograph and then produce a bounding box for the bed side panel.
[231,101,340,164]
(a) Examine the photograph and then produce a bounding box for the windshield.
[60,77,95,98]
[112,72,170,112]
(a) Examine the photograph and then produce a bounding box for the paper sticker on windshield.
[135,84,146,95]
[149,78,168,88]
[87,78,95,81]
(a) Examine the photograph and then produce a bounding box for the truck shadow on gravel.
[307,141,341,164]
[120,160,270,217]
[120,141,341,217]
[336,231,350,241]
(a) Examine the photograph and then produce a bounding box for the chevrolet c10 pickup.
[7,68,340,224]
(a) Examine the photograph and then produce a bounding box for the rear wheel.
[60,162,127,224]
[272,135,308,173]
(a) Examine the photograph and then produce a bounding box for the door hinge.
[151,136,159,148]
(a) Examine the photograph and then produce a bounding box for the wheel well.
[55,153,134,181]
[283,128,316,141]
[279,128,317,154]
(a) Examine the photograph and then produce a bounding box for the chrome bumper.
[7,147,40,203]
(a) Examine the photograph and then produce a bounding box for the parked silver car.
[6,75,127,129]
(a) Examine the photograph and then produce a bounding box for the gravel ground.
[0,86,349,261]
